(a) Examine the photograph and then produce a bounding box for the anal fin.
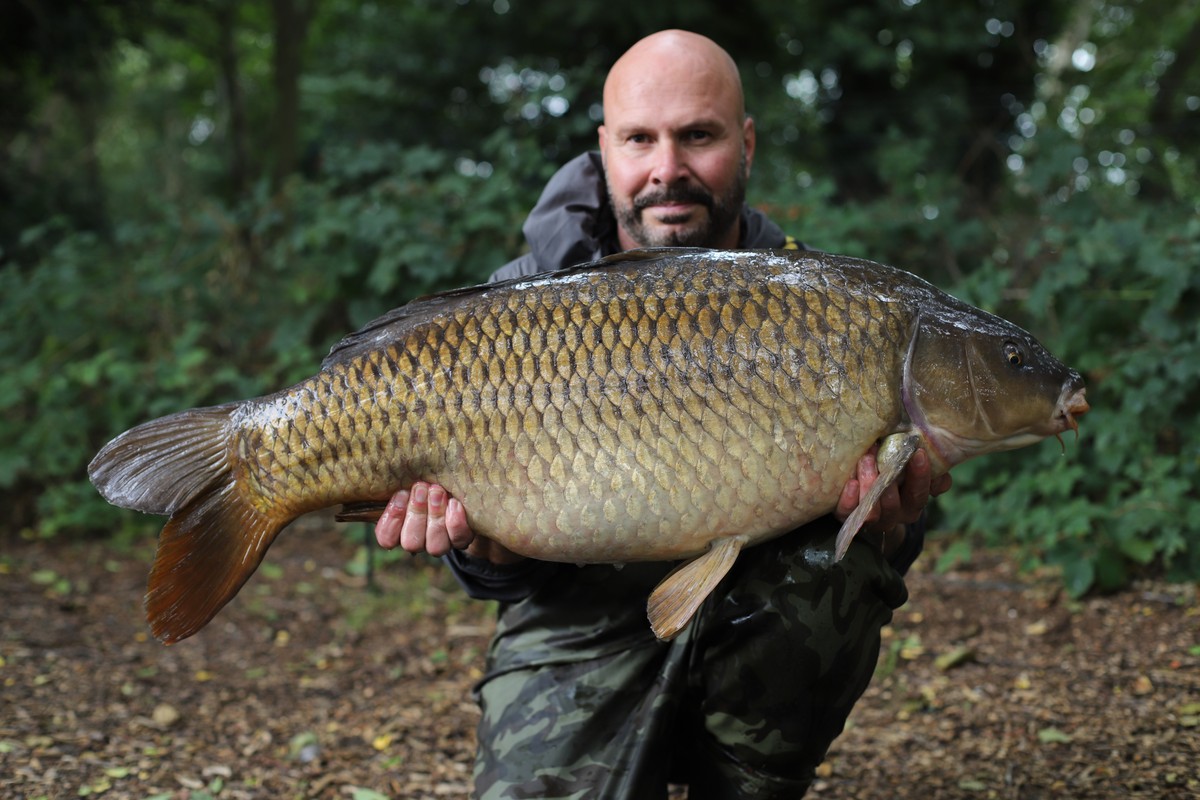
[834,433,922,561]
[647,536,746,641]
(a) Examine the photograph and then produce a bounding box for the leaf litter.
[2,523,1196,799]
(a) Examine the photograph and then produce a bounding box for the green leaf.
[347,789,391,800]
[935,646,976,672]
[1038,727,1074,744]
[1060,559,1095,599]
[934,540,973,573]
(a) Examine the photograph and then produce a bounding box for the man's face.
[598,56,755,251]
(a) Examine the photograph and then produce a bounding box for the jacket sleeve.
[443,548,560,603]
[488,251,541,283]
[886,511,927,576]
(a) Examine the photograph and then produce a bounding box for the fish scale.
[89,247,1087,643]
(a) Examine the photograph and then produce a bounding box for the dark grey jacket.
[489,151,795,282]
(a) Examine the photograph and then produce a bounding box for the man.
[378,30,949,799]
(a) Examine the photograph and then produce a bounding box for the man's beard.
[609,156,747,248]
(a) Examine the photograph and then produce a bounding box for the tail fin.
[89,405,288,644]
[89,405,240,516]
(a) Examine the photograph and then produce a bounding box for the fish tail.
[89,404,240,516]
[145,481,284,644]
[89,404,288,644]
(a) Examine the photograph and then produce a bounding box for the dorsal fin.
[321,248,708,369]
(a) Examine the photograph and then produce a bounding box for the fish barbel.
[89,248,1088,643]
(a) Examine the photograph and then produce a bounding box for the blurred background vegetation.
[1,0,1197,593]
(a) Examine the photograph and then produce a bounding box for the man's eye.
[628,133,651,144]
[683,130,711,142]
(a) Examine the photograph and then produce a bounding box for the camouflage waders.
[470,515,908,799]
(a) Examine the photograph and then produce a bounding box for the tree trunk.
[271,0,314,190]
[214,1,249,201]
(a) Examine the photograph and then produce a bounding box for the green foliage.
[0,132,537,539]
[931,189,1200,595]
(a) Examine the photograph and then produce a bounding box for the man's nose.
[649,141,689,184]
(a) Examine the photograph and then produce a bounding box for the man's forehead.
[604,74,741,131]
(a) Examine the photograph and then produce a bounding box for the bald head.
[598,30,755,251]
[603,30,746,123]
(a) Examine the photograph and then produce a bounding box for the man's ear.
[597,124,608,167]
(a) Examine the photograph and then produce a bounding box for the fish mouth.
[1054,383,1089,447]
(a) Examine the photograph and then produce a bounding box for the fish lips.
[1055,377,1089,442]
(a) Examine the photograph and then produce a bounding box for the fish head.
[903,309,1089,472]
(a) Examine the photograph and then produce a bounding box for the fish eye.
[1003,341,1024,367]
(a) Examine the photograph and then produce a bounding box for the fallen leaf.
[151,704,181,728]
[935,646,976,672]
[1025,619,1049,636]
[289,731,321,763]
[1038,727,1073,744]
[899,635,924,660]
[345,788,390,800]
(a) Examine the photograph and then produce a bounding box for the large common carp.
[89,248,1088,644]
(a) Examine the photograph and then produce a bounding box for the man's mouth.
[648,202,700,221]
[635,188,713,218]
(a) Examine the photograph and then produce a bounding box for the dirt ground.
[2,518,1197,800]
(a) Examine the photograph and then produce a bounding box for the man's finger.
[445,498,474,550]
[424,484,451,557]
[375,490,408,549]
[871,480,901,530]
[835,478,860,521]
[855,452,882,525]
[899,449,932,509]
[399,482,430,553]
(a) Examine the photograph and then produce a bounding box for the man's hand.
[375,482,520,564]
[375,482,471,556]
[835,446,952,553]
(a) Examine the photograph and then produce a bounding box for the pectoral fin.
[834,433,922,561]
[647,536,746,641]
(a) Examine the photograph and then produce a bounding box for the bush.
[0,135,540,539]
[932,191,1199,594]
